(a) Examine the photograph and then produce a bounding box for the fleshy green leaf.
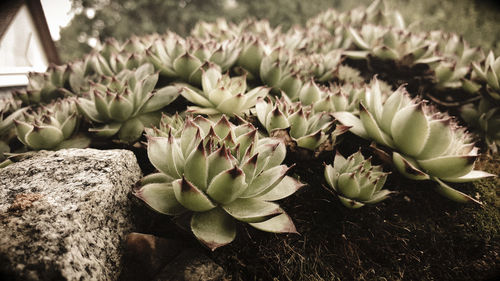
[191,207,236,251]
[222,198,281,222]
[135,182,186,215]
[249,212,298,233]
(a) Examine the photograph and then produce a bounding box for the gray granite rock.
[0,149,141,281]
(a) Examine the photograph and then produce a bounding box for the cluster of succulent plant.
[334,79,495,203]
[135,115,304,250]
[76,64,179,143]
[1,0,497,250]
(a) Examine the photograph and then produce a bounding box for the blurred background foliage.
[57,0,500,63]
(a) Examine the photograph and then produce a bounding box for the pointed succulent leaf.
[253,176,305,201]
[89,122,122,138]
[135,183,186,215]
[207,167,247,205]
[191,207,236,251]
[391,104,429,156]
[332,111,369,139]
[241,165,289,198]
[360,103,395,148]
[141,86,180,113]
[337,173,360,198]
[184,141,208,191]
[417,155,476,179]
[173,53,202,81]
[140,172,175,185]
[392,152,430,180]
[249,212,297,233]
[433,177,482,204]
[180,87,213,107]
[222,198,281,223]
[338,196,365,209]
[417,120,453,159]
[172,177,216,212]
[441,170,496,183]
[117,117,145,143]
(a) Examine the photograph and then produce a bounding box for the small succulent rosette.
[472,51,500,100]
[259,47,304,98]
[135,115,304,250]
[430,32,483,91]
[76,63,179,143]
[311,83,363,114]
[255,96,347,151]
[334,78,495,203]
[324,150,392,208]
[13,99,88,150]
[236,35,272,79]
[1,97,25,158]
[146,33,240,84]
[345,25,441,67]
[144,112,185,138]
[12,60,92,105]
[461,99,500,153]
[306,0,404,31]
[179,65,269,117]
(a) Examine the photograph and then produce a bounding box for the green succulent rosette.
[334,78,495,203]
[461,98,500,153]
[13,98,89,150]
[1,97,25,159]
[179,65,269,117]
[76,63,179,143]
[255,97,347,151]
[324,150,392,208]
[472,51,500,101]
[146,33,240,84]
[135,115,304,250]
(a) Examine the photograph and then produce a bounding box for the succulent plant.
[235,35,271,79]
[324,150,392,208]
[461,99,500,153]
[135,115,304,250]
[259,47,305,98]
[310,83,363,114]
[333,79,495,203]
[298,51,343,83]
[306,0,405,31]
[13,99,88,150]
[1,97,25,158]
[146,33,240,84]
[76,63,179,143]
[429,32,484,91]
[255,97,346,151]
[0,97,24,136]
[144,112,186,138]
[179,66,269,117]
[472,51,500,100]
[345,26,441,67]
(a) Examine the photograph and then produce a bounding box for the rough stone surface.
[0,149,142,281]
[153,249,226,281]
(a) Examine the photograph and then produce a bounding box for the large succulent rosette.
[135,115,304,250]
